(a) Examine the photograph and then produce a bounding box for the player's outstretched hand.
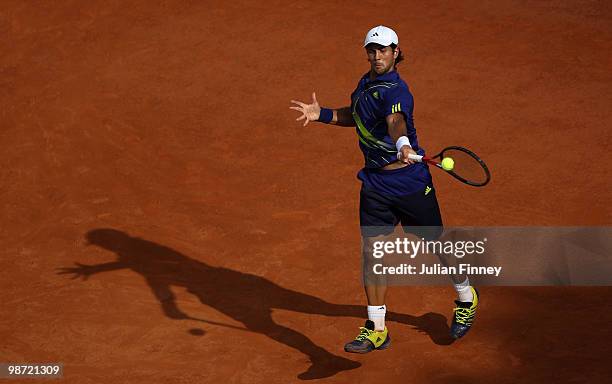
[290,92,321,126]
[56,262,98,280]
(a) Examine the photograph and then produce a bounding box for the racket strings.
[442,148,489,185]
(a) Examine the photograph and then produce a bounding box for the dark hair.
[390,44,404,66]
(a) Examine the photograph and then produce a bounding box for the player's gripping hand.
[398,145,418,165]
[290,92,321,126]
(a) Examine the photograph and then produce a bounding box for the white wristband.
[395,136,412,151]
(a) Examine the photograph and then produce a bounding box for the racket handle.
[408,154,423,162]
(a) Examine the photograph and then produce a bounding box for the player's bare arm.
[290,92,355,126]
[386,112,416,164]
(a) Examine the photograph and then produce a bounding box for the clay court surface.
[1,1,611,382]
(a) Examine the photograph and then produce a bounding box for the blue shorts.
[359,184,443,238]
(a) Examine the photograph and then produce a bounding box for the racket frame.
[406,146,490,187]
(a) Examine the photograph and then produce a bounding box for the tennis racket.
[406,146,491,187]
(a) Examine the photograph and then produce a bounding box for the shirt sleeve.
[382,84,417,141]
[382,85,414,119]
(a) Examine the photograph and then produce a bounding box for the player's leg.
[345,186,396,354]
[362,234,389,333]
[362,234,388,308]
[394,184,480,339]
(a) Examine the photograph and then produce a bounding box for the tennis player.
[290,25,479,353]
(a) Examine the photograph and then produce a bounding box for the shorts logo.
[372,91,379,99]
[391,102,402,113]
[424,186,432,195]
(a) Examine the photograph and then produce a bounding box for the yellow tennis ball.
[441,157,454,171]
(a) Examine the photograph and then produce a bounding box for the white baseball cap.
[363,25,399,47]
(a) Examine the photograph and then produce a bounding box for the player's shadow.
[57,228,454,380]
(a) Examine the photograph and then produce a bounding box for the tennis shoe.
[344,320,391,354]
[451,286,479,339]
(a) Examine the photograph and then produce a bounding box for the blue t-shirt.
[350,70,432,196]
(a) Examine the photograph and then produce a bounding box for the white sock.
[454,277,474,302]
[367,305,386,331]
